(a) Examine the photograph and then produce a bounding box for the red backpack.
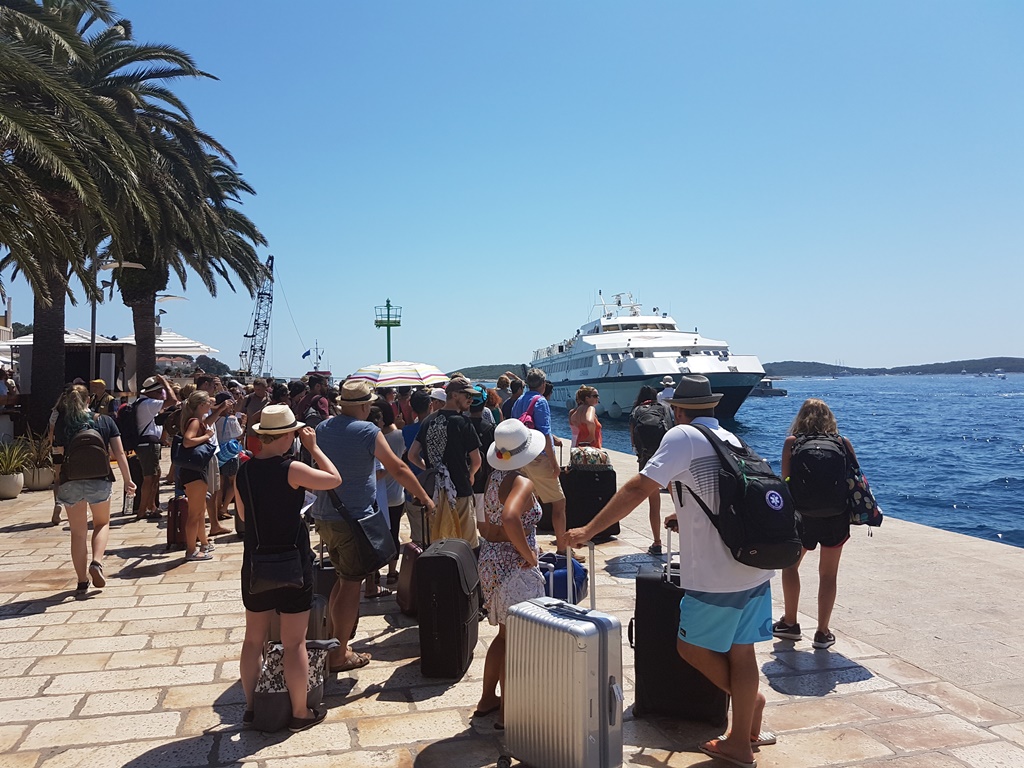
[517,395,542,430]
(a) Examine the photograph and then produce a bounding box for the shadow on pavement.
[763,647,875,696]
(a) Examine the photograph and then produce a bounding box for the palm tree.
[1,0,159,430]
[67,9,265,382]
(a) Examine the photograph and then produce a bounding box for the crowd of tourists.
[48,364,872,752]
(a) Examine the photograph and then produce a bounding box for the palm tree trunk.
[29,268,68,433]
[130,297,158,384]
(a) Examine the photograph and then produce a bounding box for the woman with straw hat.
[236,404,342,732]
[473,419,547,730]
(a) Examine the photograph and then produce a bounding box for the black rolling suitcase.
[561,466,620,541]
[416,539,480,678]
[629,526,728,726]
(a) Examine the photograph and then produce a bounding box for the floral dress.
[478,469,546,625]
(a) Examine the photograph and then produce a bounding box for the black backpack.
[632,402,671,456]
[115,398,151,452]
[64,427,111,481]
[788,434,848,517]
[676,424,801,570]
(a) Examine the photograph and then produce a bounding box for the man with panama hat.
[568,375,776,767]
[311,379,436,673]
[134,374,177,519]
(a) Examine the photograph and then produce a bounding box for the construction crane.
[239,254,274,380]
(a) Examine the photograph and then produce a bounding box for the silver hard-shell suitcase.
[503,542,624,768]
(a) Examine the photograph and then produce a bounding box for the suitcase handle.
[665,525,681,588]
[627,617,634,649]
[608,676,624,726]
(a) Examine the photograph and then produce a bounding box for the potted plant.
[0,440,30,499]
[18,429,54,491]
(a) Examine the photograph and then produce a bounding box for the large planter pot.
[0,473,25,500]
[24,466,54,492]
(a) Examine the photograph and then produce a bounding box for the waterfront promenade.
[1,447,1023,767]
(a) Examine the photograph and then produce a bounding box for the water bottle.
[122,489,135,517]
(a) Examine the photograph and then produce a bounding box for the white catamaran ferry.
[532,293,765,419]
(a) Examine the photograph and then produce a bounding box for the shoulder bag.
[847,464,883,528]
[245,467,306,594]
[170,424,216,471]
[326,490,397,577]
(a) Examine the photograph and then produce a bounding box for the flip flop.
[697,740,757,768]
[365,586,393,600]
[716,730,777,747]
[472,703,500,718]
[329,652,370,674]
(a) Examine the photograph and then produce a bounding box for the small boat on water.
[749,378,788,397]
[995,368,1007,380]
[530,292,765,419]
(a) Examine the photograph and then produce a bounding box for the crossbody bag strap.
[326,488,354,524]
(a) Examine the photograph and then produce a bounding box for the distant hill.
[765,357,1024,377]
[451,363,528,381]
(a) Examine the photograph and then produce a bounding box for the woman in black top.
[236,404,341,732]
[54,385,135,594]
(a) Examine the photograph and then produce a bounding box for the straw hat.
[252,403,304,434]
[487,419,545,471]
[664,375,723,409]
[140,376,163,394]
[338,379,378,408]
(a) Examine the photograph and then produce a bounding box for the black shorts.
[799,512,850,550]
[179,466,207,487]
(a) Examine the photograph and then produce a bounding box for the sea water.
[547,375,1024,549]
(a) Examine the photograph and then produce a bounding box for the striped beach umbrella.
[348,361,450,388]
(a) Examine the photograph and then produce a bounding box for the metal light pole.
[90,260,144,382]
[374,299,402,362]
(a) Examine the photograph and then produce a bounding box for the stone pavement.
[1,446,1023,767]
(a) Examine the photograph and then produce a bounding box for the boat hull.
[549,371,763,420]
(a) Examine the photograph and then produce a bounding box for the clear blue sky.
[9,1,1023,376]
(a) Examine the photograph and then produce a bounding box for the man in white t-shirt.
[568,375,774,768]
[135,375,177,519]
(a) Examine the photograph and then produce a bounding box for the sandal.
[201,542,216,554]
[75,581,89,595]
[647,544,663,556]
[88,561,106,588]
[288,707,326,732]
[329,652,370,673]
[364,586,393,600]
[187,549,213,562]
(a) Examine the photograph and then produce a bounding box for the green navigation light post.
[374,299,402,362]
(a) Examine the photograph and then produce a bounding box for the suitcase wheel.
[497,756,512,768]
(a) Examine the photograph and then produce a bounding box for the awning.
[117,327,218,357]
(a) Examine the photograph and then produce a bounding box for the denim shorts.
[58,478,113,506]
[678,581,773,653]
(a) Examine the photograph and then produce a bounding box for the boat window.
[622,323,639,331]
[634,351,644,358]
[604,324,620,332]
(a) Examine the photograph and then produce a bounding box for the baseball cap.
[430,388,447,403]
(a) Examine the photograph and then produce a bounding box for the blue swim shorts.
[678,581,773,653]
[57,478,113,506]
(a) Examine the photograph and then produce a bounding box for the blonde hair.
[575,385,598,406]
[178,383,196,401]
[181,391,210,431]
[789,398,838,436]
[59,385,93,443]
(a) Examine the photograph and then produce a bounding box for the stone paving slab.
[0,446,1022,767]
